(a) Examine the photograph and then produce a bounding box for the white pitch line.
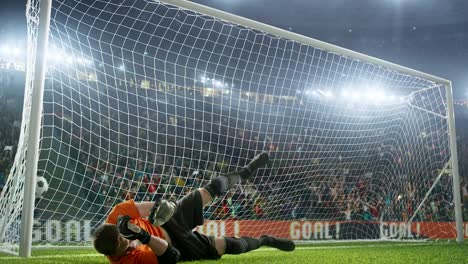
[0,253,102,260]
[258,242,431,251]
[0,243,434,260]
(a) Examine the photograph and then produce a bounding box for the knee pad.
[204,177,228,197]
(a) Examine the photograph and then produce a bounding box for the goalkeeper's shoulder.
[107,199,140,224]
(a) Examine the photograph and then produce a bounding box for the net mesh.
[0,0,457,252]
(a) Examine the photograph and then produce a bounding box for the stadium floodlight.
[12,48,21,56]
[0,45,11,55]
[76,57,92,65]
[374,91,386,102]
[350,92,360,101]
[304,89,318,97]
[340,90,350,97]
[47,50,63,63]
[364,90,374,101]
[0,0,463,258]
[65,57,73,64]
[317,89,333,98]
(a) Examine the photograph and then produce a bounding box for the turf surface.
[0,242,466,264]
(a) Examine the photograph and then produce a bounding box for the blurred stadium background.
[0,0,467,263]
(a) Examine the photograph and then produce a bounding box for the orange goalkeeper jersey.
[106,199,165,264]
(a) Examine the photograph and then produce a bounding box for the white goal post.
[0,0,463,257]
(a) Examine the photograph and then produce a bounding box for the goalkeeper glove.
[117,215,151,244]
[158,243,181,264]
[149,199,177,226]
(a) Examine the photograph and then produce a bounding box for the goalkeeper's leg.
[202,152,270,206]
[149,151,264,227]
[213,235,295,256]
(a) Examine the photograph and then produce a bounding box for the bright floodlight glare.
[364,90,374,101]
[324,91,333,98]
[49,51,63,62]
[65,57,73,64]
[12,48,21,56]
[364,90,386,103]
[374,90,386,102]
[351,92,360,101]
[77,57,92,65]
[0,45,11,55]
[341,90,349,97]
[304,90,313,96]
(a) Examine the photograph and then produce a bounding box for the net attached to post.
[0,0,459,254]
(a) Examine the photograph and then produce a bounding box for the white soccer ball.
[35,176,49,199]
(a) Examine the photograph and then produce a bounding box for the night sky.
[0,0,467,99]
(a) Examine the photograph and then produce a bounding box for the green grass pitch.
[0,242,467,264]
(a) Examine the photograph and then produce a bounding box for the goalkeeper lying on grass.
[93,152,295,264]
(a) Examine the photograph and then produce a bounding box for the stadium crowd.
[0,70,468,223]
[42,79,467,223]
[0,72,22,193]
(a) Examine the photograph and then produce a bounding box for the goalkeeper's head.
[93,223,130,256]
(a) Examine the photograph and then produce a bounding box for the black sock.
[241,237,261,251]
[237,168,251,179]
[224,237,261,254]
[259,235,272,246]
[204,176,229,198]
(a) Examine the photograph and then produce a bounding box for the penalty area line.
[0,243,431,260]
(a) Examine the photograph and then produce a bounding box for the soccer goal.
[0,0,463,257]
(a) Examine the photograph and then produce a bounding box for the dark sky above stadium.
[0,0,467,99]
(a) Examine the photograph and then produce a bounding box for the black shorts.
[162,190,221,261]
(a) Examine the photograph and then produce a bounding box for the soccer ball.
[35,176,49,199]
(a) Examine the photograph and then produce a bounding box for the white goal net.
[0,0,462,255]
